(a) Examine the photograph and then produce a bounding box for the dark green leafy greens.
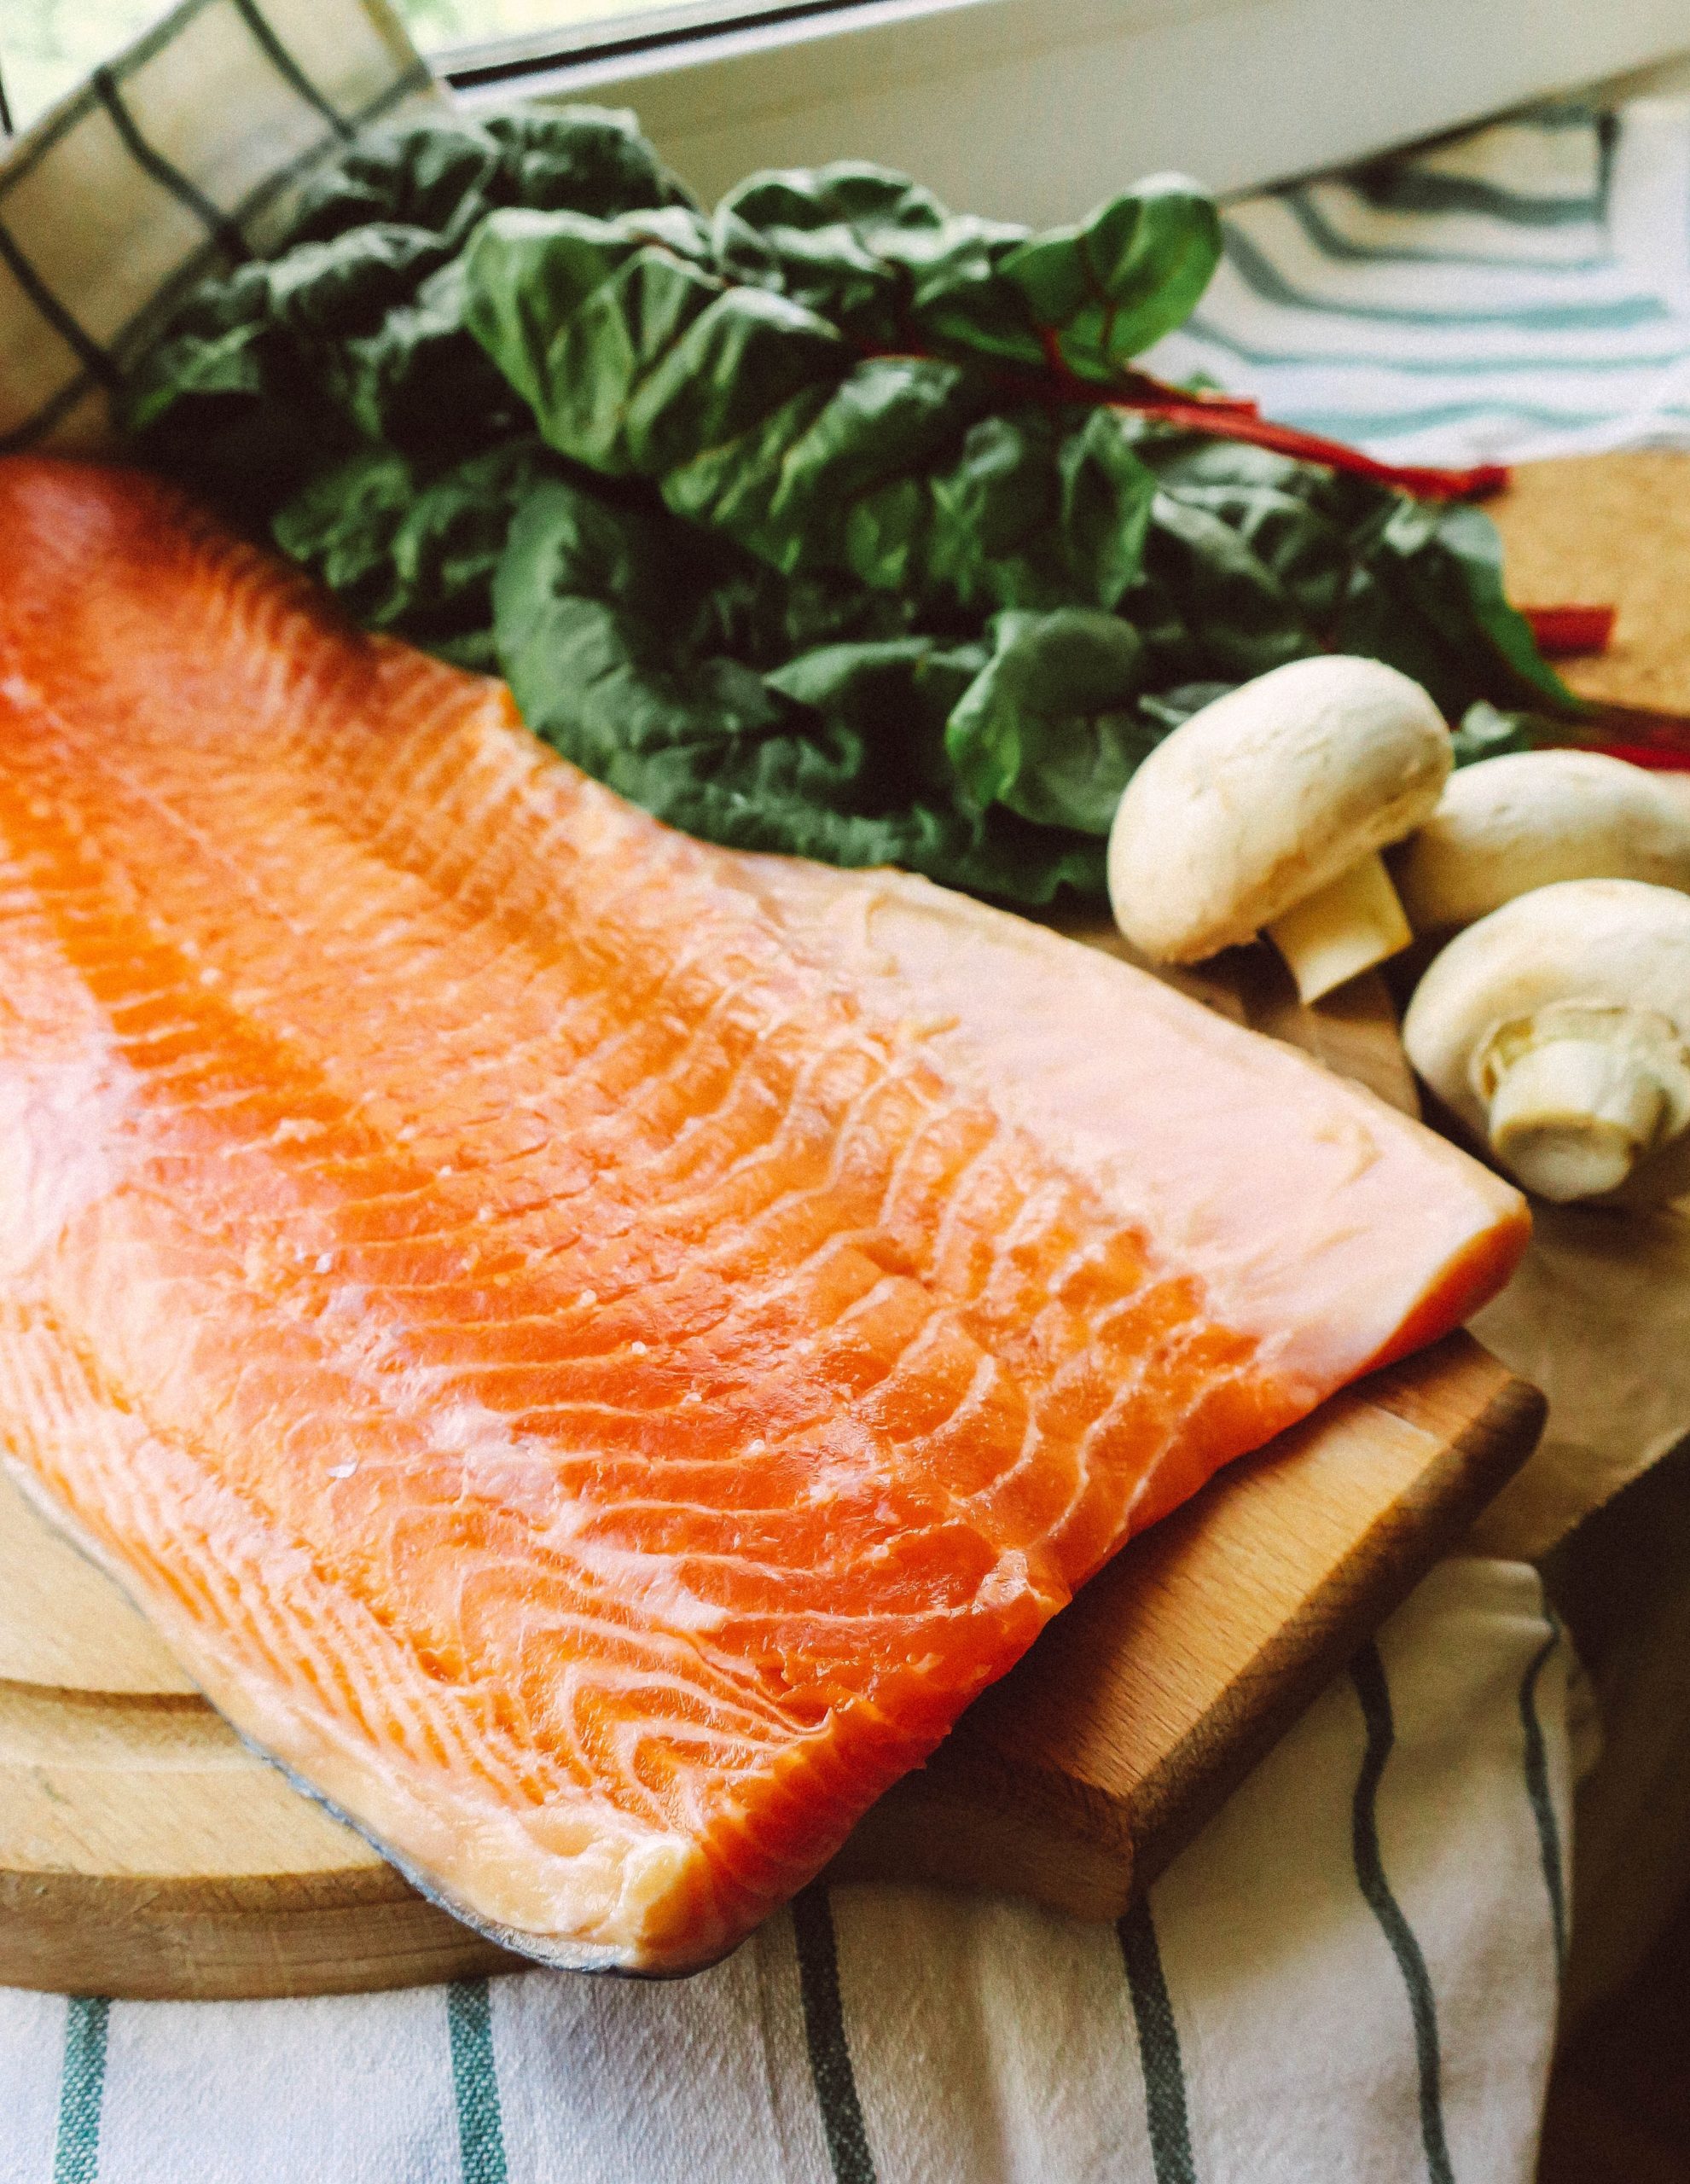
[123,105,1579,905]
[125,108,689,520]
[271,438,557,670]
[493,479,1104,894]
[1447,700,1563,766]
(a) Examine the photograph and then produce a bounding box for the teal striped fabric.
[0,1560,1570,2184]
[1149,102,1690,464]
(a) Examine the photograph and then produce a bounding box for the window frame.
[439,0,1690,220]
[438,0,873,88]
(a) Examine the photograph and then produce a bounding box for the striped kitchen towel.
[0,0,435,455]
[3,1560,1570,2184]
[1147,97,1690,466]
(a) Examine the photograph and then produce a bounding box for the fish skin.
[0,459,1529,1972]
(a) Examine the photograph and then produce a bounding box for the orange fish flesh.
[0,459,1529,1972]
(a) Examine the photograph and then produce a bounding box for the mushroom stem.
[1484,1034,1669,1201]
[1263,851,1413,1005]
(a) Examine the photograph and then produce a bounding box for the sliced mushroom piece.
[1108,656,1450,1003]
[1403,877,1690,1203]
[1394,748,1690,934]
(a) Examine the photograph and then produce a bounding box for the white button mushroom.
[1107,656,1450,1004]
[1393,748,1690,934]
[1403,877,1690,1203]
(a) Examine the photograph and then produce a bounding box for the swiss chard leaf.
[990,179,1223,380]
[463,207,1171,626]
[1336,496,1577,718]
[122,107,694,513]
[945,610,1152,832]
[285,107,694,250]
[124,102,1580,916]
[711,166,1016,347]
[274,437,560,653]
[706,163,1222,382]
[494,480,1104,900]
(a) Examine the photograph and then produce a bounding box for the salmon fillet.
[0,459,1528,1972]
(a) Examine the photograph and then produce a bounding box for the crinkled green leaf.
[493,479,1103,900]
[765,636,987,804]
[946,610,1153,831]
[707,164,1221,385]
[122,107,691,508]
[993,178,1222,380]
[124,102,1578,916]
[274,437,559,648]
[270,444,415,621]
[285,107,694,249]
[712,164,1023,351]
[1336,497,1578,718]
[1056,410,1163,610]
[1141,491,1320,682]
[467,203,1162,625]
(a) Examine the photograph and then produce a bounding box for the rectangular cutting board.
[38,422,1677,1997]
[0,927,1543,2000]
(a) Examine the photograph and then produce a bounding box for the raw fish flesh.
[0,461,1528,1970]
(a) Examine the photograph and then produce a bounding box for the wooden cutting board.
[30,442,1690,2001]
[38,440,1679,2004]
[0,932,1542,2000]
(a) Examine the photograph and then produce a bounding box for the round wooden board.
[0,1472,518,1997]
[0,1331,1541,2000]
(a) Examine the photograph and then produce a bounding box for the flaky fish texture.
[0,460,1529,1971]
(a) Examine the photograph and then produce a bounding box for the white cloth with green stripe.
[3,1563,1568,2184]
[1147,98,1690,465]
[4,11,1667,2179]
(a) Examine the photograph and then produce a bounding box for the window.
[0,0,857,133]
[411,1,841,70]
[4,0,1686,224]
[3,0,173,130]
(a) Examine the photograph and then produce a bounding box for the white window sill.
[451,0,1690,218]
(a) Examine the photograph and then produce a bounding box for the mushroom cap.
[1393,749,1690,934]
[1108,656,1451,962]
[1403,878,1690,1171]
